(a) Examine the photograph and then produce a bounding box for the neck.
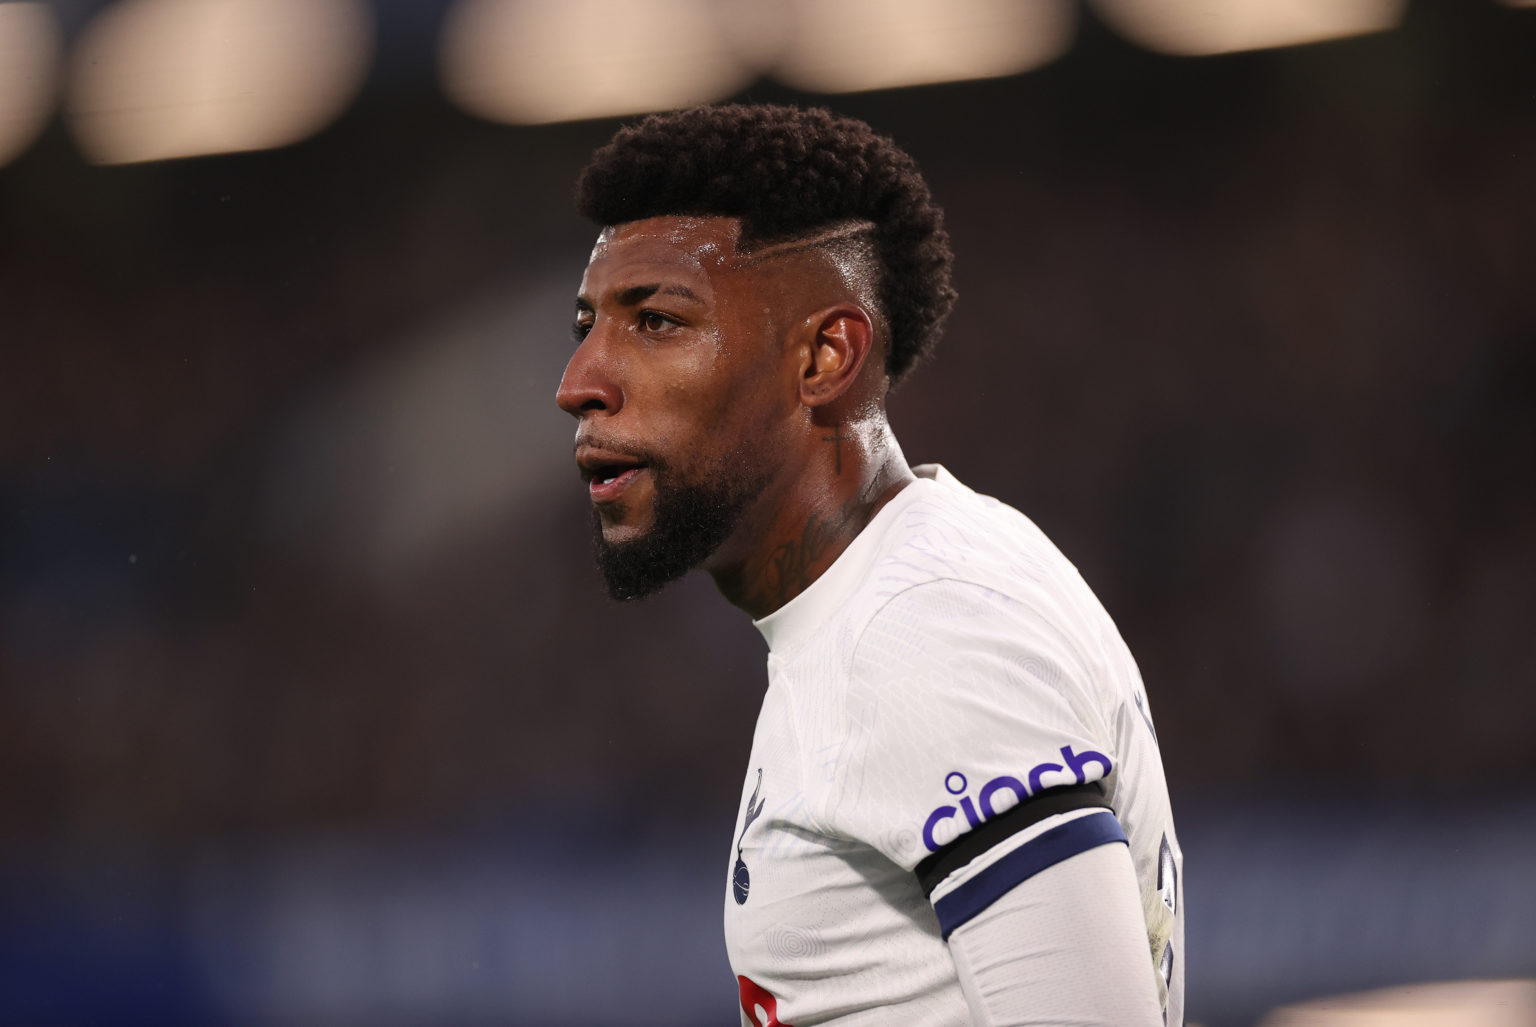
[708,419,914,620]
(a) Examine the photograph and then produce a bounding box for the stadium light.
[0,2,62,168]
[439,0,756,125]
[1258,978,1536,1027]
[67,0,372,165]
[1090,0,1405,57]
[772,0,1074,93]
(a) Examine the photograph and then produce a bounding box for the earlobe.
[800,306,873,407]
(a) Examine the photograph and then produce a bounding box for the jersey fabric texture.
[726,465,1184,1027]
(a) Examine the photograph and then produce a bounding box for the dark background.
[1,1,1533,1023]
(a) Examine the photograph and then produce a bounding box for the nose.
[555,328,622,418]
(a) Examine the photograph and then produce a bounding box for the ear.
[798,304,875,408]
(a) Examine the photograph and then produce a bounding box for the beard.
[593,453,773,601]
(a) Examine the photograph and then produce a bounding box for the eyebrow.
[617,283,702,306]
[576,281,703,310]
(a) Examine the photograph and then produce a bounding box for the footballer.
[556,104,1183,1026]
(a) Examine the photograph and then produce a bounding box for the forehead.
[581,215,749,296]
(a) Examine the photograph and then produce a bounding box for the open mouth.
[591,463,637,485]
[578,451,649,503]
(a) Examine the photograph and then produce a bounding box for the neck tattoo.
[822,423,848,475]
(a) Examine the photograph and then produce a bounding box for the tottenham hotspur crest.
[732,769,766,905]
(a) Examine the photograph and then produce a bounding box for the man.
[556,104,1183,1026]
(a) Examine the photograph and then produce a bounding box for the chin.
[597,511,654,546]
[588,455,772,601]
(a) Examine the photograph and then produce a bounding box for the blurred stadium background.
[2,0,1534,1024]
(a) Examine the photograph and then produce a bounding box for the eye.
[640,310,678,333]
[571,315,593,342]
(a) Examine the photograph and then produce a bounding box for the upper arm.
[946,838,1164,1025]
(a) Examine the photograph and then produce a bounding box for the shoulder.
[845,471,1112,728]
[818,572,1122,871]
[765,467,1117,731]
[866,469,1074,614]
[852,476,1101,689]
[848,575,1107,743]
[840,472,1124,750]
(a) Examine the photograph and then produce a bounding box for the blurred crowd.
[1,19,1533,860]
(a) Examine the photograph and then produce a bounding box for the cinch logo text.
[922,745,1113,852]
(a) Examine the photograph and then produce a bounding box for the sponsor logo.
[738,975,793,1027]
[921,745,1113,852]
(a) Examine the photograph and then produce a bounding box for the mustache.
[572,432,667,471]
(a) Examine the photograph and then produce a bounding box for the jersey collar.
[751,463,954,654]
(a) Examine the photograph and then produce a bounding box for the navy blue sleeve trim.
[932,808,1128,940]
[915,781,1109,898]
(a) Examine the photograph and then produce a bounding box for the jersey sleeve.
[825,577,1128,940]
[948,842,1164,1023]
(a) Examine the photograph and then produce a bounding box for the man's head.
[557,104,955,601]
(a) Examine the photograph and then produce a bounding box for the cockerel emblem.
[732,769,767,905]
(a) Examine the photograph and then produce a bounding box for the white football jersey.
[726,465,1183,1026]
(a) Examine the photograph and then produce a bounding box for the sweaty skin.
[557,215,914,618]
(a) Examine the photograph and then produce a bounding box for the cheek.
[717,350,789,436]
[716,375,797,467]
[671,331,761,422]
[651,316,791,460]
[663,343,723,404]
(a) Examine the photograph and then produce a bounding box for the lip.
[588,466,646,503]
[575,444,649,505]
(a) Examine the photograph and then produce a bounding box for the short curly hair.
[575,104,956,385]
